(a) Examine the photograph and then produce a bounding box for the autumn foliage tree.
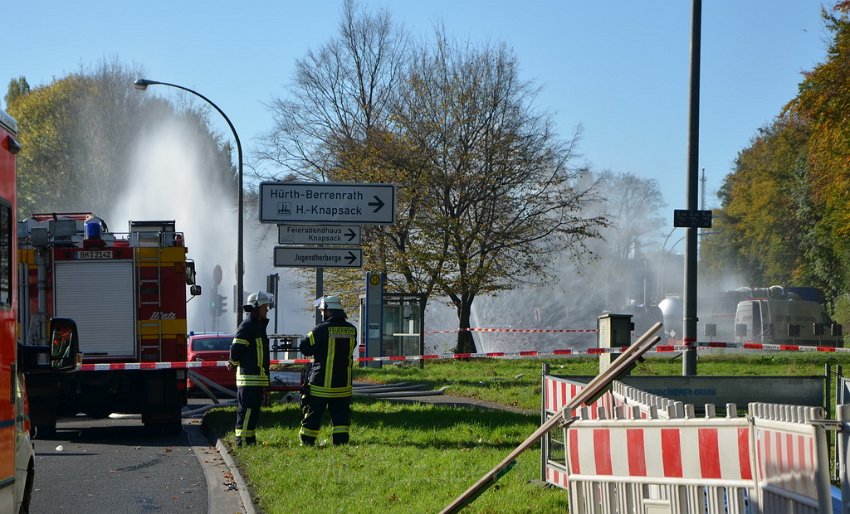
[703,3,850,323]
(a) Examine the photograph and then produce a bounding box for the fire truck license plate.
[78,250,113,259]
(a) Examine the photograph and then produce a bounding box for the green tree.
[7,75,83,216]
[790,4,850,300]
[702,116,810,287]
[6,59,235,219]
[703,3,850,312]
[4,77,30,107]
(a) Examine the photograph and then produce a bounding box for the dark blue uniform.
[229,314,270,445]
[298,314,357,445]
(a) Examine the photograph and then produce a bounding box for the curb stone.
[215,438,257,514]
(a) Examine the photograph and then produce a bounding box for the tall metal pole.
[133,79,244,329]
[683,0,701,376]
[315,268,324,325]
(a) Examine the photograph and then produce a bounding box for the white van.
[734,297,842,347]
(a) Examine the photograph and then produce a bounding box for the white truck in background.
[660,285,843,347]
[733,285,842,347]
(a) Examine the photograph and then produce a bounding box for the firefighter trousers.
[235,386,264,445]
[299,396,351,445]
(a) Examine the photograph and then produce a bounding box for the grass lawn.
[204,399,566,513]
[203,352,850,513]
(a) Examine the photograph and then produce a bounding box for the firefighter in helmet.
[228,290,273,446]
[298,295,358,446]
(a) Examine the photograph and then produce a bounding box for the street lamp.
[134,78,244,328]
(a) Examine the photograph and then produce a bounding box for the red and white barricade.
[749,403,832,514]
[541,374,686,491]
[565,415,756,514]
[541,368,837,513]
[541,374,624,490]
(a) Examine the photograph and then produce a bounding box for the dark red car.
[186,333,235,392]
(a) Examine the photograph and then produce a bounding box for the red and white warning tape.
[75,340,849,371]
[426,327,597,334]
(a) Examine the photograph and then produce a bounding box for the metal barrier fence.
[541,369,839,513]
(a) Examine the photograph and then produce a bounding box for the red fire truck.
[1,109,79,513]
[17,212,200,435]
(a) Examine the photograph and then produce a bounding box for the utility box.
[598,313,634,373]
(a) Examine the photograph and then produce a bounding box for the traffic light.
[217,294,228,316]
[209,296,218,317]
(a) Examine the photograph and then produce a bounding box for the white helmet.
[244,291,275,311]
[315,295,343,311]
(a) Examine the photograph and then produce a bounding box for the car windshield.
[192,337,232,352]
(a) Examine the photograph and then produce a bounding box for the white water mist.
[107,116,315,337]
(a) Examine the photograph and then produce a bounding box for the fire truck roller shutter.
[54,259,136,357]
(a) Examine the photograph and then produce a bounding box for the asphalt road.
[28,400,244,514]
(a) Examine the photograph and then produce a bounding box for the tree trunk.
[454,296,477,354]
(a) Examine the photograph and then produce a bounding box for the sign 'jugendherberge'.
[273,246,363,268]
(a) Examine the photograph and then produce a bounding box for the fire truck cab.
[1,109,80,513]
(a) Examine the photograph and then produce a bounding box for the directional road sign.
[278,225,361,245]
[259,181,395,225]
[273,246,363,268]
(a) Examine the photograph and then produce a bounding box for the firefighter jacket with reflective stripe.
[299,316,357,398]
[230,314,270,387]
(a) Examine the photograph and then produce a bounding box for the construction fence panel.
[749,403,832,514]
[564,415,756,514]
[542,374,621,490]
[542,375,686,490]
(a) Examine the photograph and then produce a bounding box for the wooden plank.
[439,322,662,514]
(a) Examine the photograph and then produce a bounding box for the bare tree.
[256,0,445,309]
[259,6,607,353]
[597,172,665,259]
[256,0,407,182]
[591,172,666,309]
[396,32,606,353]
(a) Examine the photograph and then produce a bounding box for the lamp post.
[134,78,244,328]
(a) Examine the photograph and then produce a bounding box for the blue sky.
[3,1,833,227]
